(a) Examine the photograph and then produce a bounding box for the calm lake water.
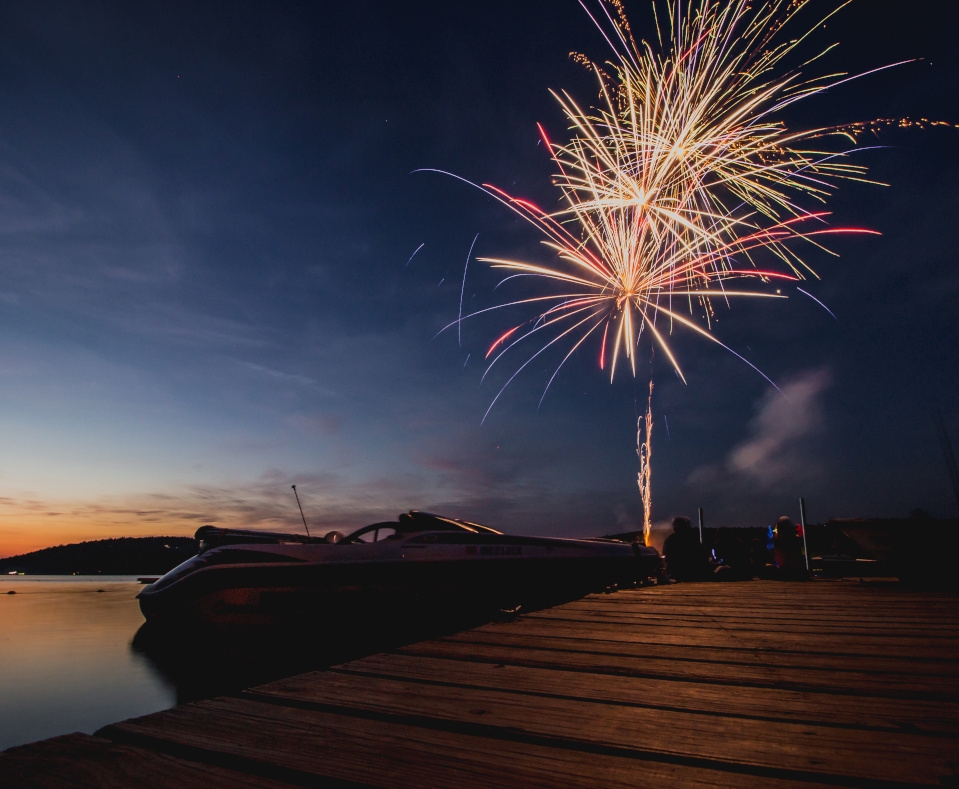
[0,576,175,752]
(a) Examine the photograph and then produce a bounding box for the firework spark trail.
[797,286,839,320]
[405,242,425,267]
[432,0,908,537]
[458,234,479,346]
[637,380,654,543]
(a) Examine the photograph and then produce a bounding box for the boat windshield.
[147,554,208,592]
[399,511,503,535]
[341,512,503,544]
[342,524,398,544]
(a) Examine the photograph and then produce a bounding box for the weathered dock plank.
[0,733,296,788]
[397,634,959,698]
[334,653,959,734]
[241,670,952,785]
[430,625,959,675]
[3,579,958,788]
[101,701,815,789]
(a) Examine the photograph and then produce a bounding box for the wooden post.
[799,497,810,573]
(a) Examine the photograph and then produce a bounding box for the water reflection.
[130,606,497,705]
[0,577,174,751]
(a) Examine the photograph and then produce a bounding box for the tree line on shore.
[0,537,198,575]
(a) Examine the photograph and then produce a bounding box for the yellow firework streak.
[434,0,891,417]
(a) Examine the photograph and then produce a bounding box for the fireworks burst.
[432,0,906,543]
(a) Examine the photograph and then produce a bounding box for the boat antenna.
[291,484,311,537]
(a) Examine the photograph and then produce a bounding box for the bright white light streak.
[458,234,479,347]
[405,242,425,267]
[797,287,839,320]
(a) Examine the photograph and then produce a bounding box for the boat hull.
[139,550,656,627]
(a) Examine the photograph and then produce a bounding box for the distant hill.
[0,537,198,575]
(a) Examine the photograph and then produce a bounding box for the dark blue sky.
[1,0,957,553]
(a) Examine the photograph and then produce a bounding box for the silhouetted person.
[713,529,753,581]
[773,516,807,579]
[663,516,709,581]
[897,512,959,590]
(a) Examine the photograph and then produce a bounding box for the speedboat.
[138,511,661,627]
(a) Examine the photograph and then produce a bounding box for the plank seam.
[517,615,959,641]
[451,630,959,663]
[395,646,957,702]
[440,636,957,678]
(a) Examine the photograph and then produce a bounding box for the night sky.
[1,0,957,555]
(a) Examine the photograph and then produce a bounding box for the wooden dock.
[3,580,958,787]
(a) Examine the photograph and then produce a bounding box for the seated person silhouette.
[713,529,753,581]
[773,516,808,579]
[663,516,709,582]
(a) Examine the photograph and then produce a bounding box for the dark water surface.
[0,576,175,751]
[0,575,507,753]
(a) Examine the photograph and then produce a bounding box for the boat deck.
[3,579,958,787]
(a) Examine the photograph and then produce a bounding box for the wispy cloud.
[234,360,341,397]
[689,368,833,493]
